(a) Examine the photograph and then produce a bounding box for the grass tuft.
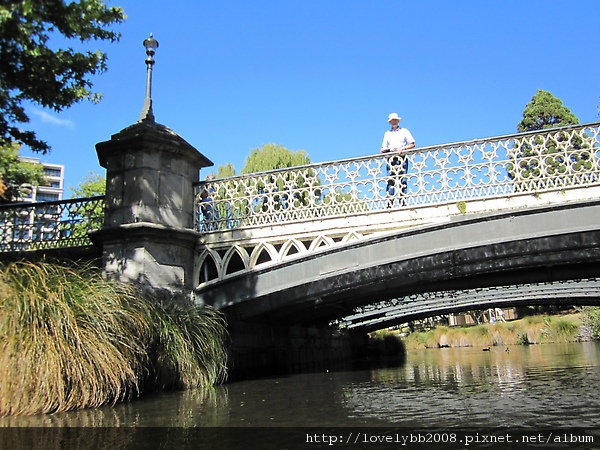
[0,260,228,416]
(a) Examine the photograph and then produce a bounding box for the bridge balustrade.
[195,122,600,232]
[1,123,598,256]
[0,196,105,252]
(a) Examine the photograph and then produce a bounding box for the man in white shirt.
[380,112,415,206]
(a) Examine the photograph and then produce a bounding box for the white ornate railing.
[195,122,600,232]
[0,196,105,252]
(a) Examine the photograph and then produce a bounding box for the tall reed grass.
[0,260,228,416]
[146,300,228,390]
[402,314,582,350]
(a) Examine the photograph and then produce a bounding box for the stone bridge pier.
[94,119,211,298]
[93,118,362,378]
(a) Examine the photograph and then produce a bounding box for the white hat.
[388,113,402,123]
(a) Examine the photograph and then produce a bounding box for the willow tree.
[241,143,311,174]
[240,143,367,216]
[508,90,592,191]
[0,0,125,153]
[239,143,314,214]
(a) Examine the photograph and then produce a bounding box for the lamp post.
[139,33,159,122]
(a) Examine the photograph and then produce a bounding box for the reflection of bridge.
[194,122,600,328]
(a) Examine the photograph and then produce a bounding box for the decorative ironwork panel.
[0,196,105,252]
[195,122,600,232]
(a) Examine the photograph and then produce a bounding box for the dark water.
[2,342,600,449]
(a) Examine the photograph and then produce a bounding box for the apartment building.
[18,157,65,203]
[1,158,66,248]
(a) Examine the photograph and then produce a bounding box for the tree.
[215,163,236,179]
[241,143,311,174]
[67,172,105,238]
[0,0,125,153]
[508,90,592,191]
[240,143,313,214]
[0,143,46,203]
[517,89,579,132]
[69,172,106,198]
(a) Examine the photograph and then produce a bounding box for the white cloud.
[30,109,75,128]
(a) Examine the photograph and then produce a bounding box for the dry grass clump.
[539,315,580,343]
[0,261,228,416]
[402,314,583,350]
[147,300,228,390]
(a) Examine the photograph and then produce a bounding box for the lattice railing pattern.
[0,196,105,252]
[195,122,600,231]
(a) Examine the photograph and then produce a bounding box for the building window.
[36,193,60,202]
[44,168,63,178]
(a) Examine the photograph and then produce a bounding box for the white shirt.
[381,127,415,151]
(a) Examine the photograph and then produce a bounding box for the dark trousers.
[386,155,409,203]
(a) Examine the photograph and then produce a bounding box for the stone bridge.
[2,121,600,331]
[3,119,600,375]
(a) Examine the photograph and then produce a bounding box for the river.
[2,341,599,449]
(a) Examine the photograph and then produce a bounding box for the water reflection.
[343,342,600,428]
[0,387,229,428]
[1,342,599,430]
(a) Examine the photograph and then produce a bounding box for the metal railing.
[3,123,599,251]
[195,122,600,232]
[0,196,105,252]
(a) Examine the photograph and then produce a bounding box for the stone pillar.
[93,120,213,298]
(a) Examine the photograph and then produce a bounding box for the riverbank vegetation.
[579,306,600,340]
[0,261,228,416]
[400,313,592,350]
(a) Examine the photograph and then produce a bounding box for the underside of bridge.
[198,201,600,332]
[225,237,600,330]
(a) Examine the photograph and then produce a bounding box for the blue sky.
[21,0,599,195]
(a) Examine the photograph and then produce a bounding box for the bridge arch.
[249,242,278,267]
[279,238,308,260]
[308,235,335,252]
[223,245,249,276]
[342,279,600,332]
[196,248,221,284]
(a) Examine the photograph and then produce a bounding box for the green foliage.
[516,333,531,346]
[69,172,106,198]
[64,172,106,240]
[0,143,46,203]
[0,0,125,153]
[147,300,228,390]
[241,143,311,174]
[210,144,318,221]
[402,314,585,349]
[368,330,406,359]
[517,89,579,132]
[215,163,236,179]
[0,260,228,416]
[508,90,592,191]
[579,306,600,340]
